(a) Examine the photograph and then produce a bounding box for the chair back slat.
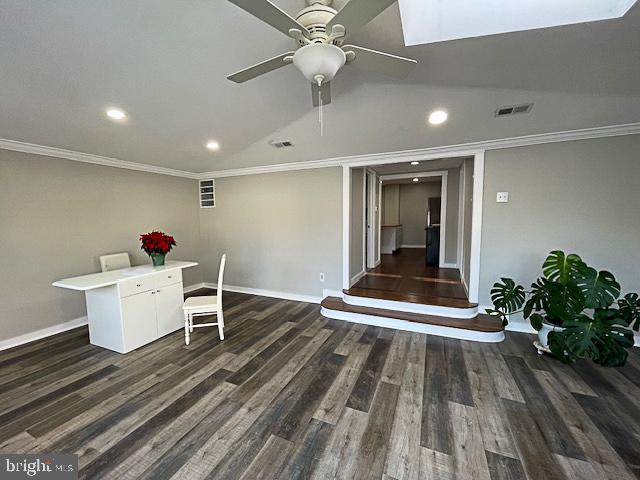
[217,254,226,303]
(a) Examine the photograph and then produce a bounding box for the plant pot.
[150,252,166,267]
[538,321,564,349]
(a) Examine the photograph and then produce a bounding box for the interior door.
[366,171,377,268]
[156,282,185,337]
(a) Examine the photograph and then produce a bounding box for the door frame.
[342,150,485,304]
[378,170,448,268]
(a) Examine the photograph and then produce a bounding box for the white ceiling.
[1,1,639,173]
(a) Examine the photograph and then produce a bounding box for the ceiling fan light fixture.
[292,43,346,84]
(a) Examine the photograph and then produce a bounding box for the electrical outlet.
[319,273,325,282]
[496,192,509,203]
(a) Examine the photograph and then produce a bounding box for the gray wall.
[479,134,640,306]
[399,182,441,246]
[0,150,202,341]
[350,168,365,279]
[199,167,343,298]
[382,184,400,225]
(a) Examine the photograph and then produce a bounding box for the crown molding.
[198,122,640,178]
[2,122,639,180]
[0,138,198,179]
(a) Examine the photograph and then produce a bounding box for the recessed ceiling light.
[410,161,420,166]
[412,178,419,182]
[428,110,448,126]
[206,140,220,151]
[106,108,127,121]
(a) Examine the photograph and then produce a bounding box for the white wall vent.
[199,179,215,208]
[269,140,294,148]
[495,103,534,117]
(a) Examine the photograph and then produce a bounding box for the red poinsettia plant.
[139,231,176,255]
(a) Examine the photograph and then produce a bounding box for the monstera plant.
[487,251,639,367]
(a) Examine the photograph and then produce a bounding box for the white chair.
[99,253,131,272]
[182,254,226,345]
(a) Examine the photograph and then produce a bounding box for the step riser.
[321,307,505,343]
[343,294,479,319]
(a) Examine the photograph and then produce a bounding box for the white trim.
[204,282,321,304]
[441,262,458,269]
[342,166,351,290]
[198,123,640,177]
[467,151,485,304]
[361,171,367,273]
[321,307,504,343]
[461,276,469,296]
[322,289,343,299]
[0,316,88,352]
[504,320,537,334]
[401,244,426,248]
[376,179,382,265]
[366,170,377,269]
[183,282,206,294]
[0,138,198,179]
[439,172,448,268]
[456,163,465,271]
[3,124,638,181]
[350,270,367,287]
[343,292,478,319]
[379,171,448,182]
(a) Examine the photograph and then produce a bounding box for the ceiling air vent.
[495,103,534,118]
[269,140,294,149]
[199,179,215,208]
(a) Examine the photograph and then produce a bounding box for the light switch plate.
[496,192,509,203]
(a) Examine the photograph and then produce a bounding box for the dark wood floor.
[2,291,640,479]
[350,248,472,307]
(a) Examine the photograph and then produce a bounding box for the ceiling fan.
[226,0,417,107]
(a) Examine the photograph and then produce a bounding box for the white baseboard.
[400,244,426,249]
[374,259,381,268]
[461,277,469,296]
[204,282,322,304]
[183,282,206,294]
[322,289,343,299]
[350,270,366,287]
[440,262,459,269]
[0,316,88,352]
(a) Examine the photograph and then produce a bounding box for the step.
[343,288,478,318]
[321,297,504,343]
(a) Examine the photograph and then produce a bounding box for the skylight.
[398,0,637,46]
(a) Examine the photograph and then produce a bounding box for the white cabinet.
[121,290,158,352]
[83,268,187,353]
[156,282,185,338]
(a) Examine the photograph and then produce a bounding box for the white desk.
[53,261,198,353]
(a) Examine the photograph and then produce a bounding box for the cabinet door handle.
[156,289,161,293]
[151,291,155,295]
[167,275,172,279]
[136,284,141,287]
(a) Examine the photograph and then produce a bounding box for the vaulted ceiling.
[1,1,639,173]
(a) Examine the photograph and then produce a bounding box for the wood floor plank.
[238,434,293,480]
[485,451,527,480]
[421,336,452,454]
[462,341,517,458]
[313,342,371,425]
[419,447,452,480]
[381,331,410,386]
[449,402,492,480]
[277,418,334,479]
[346,336,391,412]
[482,344,525,403]
[385,360,424,480]
[334,324,367,356]
[502,398,567,480]
[351,382,400,480]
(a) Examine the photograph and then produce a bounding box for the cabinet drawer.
[156,269,182,288]
[119,275,157,298]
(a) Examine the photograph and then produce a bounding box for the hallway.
[349,248,473,308]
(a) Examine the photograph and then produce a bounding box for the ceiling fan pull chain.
[319,88,324,137]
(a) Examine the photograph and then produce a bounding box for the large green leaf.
[524,278,549,319]
[618,293,640,331]
[542,251,585,284]
[490,278,525,314]
[545,281,585,322]
[575,267,620,309]
[548,310,634,367]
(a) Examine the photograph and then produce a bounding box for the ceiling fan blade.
[343,45,416,78]
[327,0,396,39]
[312,82,331,107]
[227,52,295,83]
[228,0,309,37]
